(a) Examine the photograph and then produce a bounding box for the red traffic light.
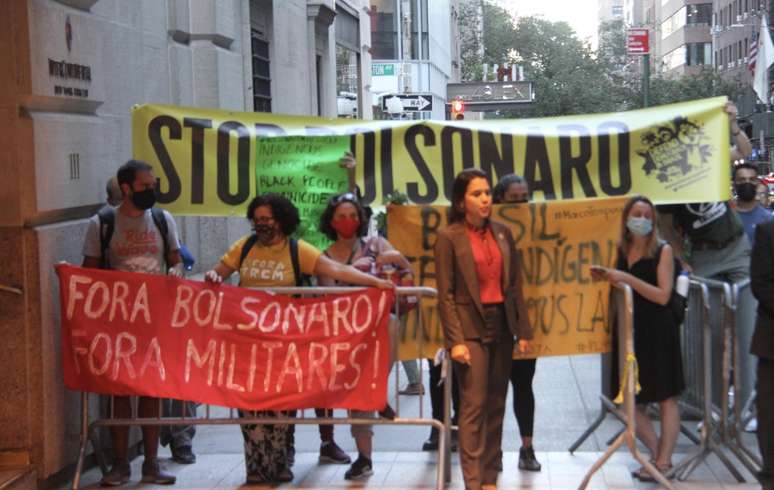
[451,99,465,113]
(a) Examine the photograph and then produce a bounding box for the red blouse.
[466,225,504,304]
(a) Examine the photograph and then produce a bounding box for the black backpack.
[237,236,310,287]
[98,207,169,269]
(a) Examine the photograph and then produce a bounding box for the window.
[686,42,711,66]
[664,46,686,69]
[612,5,624,16]
[250,30,271,113]
[370,0,398,59]
[686,4,712,25]
[410,0,429,59]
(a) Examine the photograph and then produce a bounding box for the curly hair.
[319,193,369,241]
[246,193,300,237]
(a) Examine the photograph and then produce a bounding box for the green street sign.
[372,63,395,76]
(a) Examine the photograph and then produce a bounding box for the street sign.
[627,28,649,55]
[372,63,395,76]
[446,81,533,111]
[380,93,433,112]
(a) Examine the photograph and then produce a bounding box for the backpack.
[98,207,169,269]
[237,236,310,287]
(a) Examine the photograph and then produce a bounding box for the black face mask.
[254,223,277,244]
[735,182,757,202]
[130,188,156,210]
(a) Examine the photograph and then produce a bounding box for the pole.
[642,53,650,108]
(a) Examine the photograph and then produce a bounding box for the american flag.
[749,31,759,75]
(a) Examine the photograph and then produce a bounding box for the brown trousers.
[453,306,513,490]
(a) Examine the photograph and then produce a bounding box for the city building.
[599,0,625,25]
[654,1,713,75]
[623,0,645,26]
[368,0,460,120]
[0,0,373,485]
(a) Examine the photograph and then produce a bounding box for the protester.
[733,163,773,247]
[381,198,457,450]
[203,193,392,485]
[317,192,411,480]
[492,174,541,472]
[160,401,197,464]
[492,174,530,204]
[592,195,684,481]
[749,220,774,490]
[659,102,752,281]
[82,160,182,486]
[434,168,532,490]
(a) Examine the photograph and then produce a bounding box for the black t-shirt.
[659,202,743,244]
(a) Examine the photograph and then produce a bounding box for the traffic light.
[450,98,465,120]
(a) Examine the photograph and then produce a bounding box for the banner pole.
[643,54,650,108]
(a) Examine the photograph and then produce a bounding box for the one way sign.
[381,93,434,112]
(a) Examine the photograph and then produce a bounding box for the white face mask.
[626,216,652,236]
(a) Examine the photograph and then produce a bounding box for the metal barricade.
[579,283,674,489]
[672,277,762,481]
[71,286,452,490]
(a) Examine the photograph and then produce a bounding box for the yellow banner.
[132,97,730,215]
[389,197,628,360]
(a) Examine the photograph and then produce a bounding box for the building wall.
[370,0,457,120]
[0,0,372,483]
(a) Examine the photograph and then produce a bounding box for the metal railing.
[71,286,452,490]
[578,283,675,489]
[671,277,762,481]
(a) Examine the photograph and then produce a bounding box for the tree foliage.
[457,3,745,117]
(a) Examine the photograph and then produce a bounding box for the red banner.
[56,264,393,411]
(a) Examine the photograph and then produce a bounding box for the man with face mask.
[82,159,182,486]
[734,163,773,248]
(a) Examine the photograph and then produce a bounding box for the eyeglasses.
[331,192,359,205]
[254,216,276,224]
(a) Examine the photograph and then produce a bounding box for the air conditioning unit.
[737,14,743,22]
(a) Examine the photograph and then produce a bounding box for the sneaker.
[319,441,351,464]
[100,460,130,487]
[518,446,542,472]
[344,454,374,480]
[275,466,294,483]
[141,458,177,484]
[170,445,196,464]
[378,403,396,420]
[422,428,438,451]
[398,382,425,395]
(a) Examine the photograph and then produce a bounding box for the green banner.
[255,135,350,249]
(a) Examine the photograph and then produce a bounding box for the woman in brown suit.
[434,169,533,490]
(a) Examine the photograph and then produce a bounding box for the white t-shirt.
[82,208,180,274]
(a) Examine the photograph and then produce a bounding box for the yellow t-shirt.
[220,235,322,288]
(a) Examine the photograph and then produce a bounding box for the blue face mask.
[626,216,653,236]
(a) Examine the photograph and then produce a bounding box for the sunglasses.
[331,192,359,205]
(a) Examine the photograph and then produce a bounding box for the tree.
[457,3,745,117]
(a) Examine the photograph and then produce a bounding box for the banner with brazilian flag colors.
[132,97,731,216]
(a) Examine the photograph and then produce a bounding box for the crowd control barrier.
[71,286,452,490]
[578,283,674,489]
[672,278,762,481]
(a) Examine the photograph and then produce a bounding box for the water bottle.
[676,270,690,298]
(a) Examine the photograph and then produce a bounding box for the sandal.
[632,463,674,482]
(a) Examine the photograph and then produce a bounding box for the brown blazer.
[434,220,533,349]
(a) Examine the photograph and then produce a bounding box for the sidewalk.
[64,355,764,489]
